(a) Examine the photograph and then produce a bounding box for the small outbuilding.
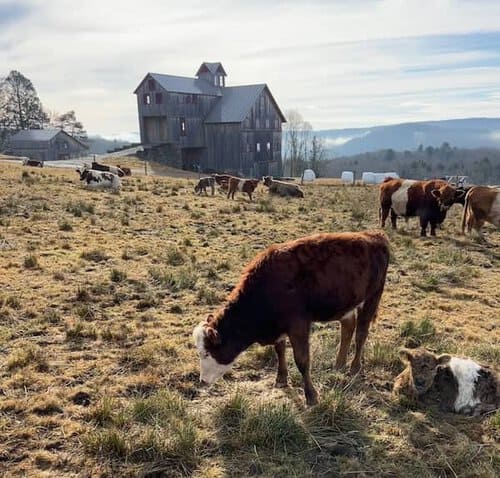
[8,129,89,161]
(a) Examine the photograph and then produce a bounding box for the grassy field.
[0,160,498,477]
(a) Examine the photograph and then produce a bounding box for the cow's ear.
[205,314,214,324]
[431,189,441,199]
[399,348,414,363]
[205,327,220,346]
[437,354,452,365]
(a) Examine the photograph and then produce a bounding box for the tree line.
[0,70,86,151]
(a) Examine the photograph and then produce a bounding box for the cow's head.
[192,315,234,384]
[431,185,465,211]
[262,176,273,187]
[76,168,88,180]
[399,348,451,395]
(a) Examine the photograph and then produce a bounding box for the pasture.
[0,161,498,477]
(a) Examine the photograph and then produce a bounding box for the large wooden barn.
[134,62,286,177]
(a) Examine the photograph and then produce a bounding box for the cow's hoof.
[349,363,362,376]
[306,393,319,407]
[274,380,289,389]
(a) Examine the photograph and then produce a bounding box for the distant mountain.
[315,118,500,156]
[86,135,132,154]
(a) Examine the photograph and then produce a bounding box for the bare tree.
[48,110,87,141]
[283,109,312,176]
[309,135,325,175]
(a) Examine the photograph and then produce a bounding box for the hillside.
[316,118,500,157]
[0,162,498,477]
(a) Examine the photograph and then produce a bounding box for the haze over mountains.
[315,118,500,156]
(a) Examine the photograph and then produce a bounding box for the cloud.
[1,0,500,136]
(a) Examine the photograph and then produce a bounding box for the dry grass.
[0,160,498,477]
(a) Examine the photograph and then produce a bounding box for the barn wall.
[204,123,241,174]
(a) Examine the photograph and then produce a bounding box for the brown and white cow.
[193,231,390,405]
[460,186,500,238]
[227,177,260,201]
[116,165,132,176]
[262,176,304,198]
[91,161,125,177]
[393,348,499,416]
[379,178,457,236]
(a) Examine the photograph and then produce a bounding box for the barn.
[134,62,286,177]
[7,129,89,161]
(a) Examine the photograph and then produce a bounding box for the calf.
[76,168,121,191]
[194,177,215,195]
[91,161,125,177]
[262,176,304,198]
[461,186,500,238]
[379,178,454,236]
[227,177,260,201]
[394,348,499,416]
[22,159,44,167]
[193,231,390,405]
[116,165,132,176]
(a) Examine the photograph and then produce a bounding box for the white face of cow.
[192,322,233,384]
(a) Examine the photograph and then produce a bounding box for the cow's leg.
[288,322,318,406]
[390,209,398,229]
[335,314,356,370]
[248,192,252,201]
[430,220,437,236]
[380,205,390,228]
[419,217,428,237]
[274,339,288,388]
[211,185,215,196]
[350,291,382,374]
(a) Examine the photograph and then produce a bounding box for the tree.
[48,110,87,141]
[283,109,312,176]
[0,70,47,131]
[309,135,325,175]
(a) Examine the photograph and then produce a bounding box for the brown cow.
[227,177,260,201]
[379,178,456,236]
[394,348,499,416]
[460,186,500,238]
[262,176,304,198]
[193,231,390,405]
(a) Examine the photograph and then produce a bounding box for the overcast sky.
[1,0,500,140]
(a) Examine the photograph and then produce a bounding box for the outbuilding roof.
[9,129,89,148]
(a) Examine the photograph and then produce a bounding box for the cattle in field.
[76,168,121,191]
[193,231,390,405]
[116,165,132,176]
[262,176,304,198]
[460,186,500,238]
[194,177,215,195]
[226,177,260,201]
[22,159,44,167]
[379,178,456,236]
[393,348,499,416]
[91,161,125,177]
[212,173,232,192]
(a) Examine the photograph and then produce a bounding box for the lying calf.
[393,348,499,415]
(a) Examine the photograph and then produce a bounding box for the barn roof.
[10,129,60,141]
[9,129,89,148]
[204,84,287,124]
[195,62,227,77]
[136,73,222,96]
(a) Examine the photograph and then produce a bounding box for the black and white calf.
[394,348,499,415]
[194,177,215,195]
[76,168,121,191]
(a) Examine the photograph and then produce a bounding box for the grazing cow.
[22,159,44,167]
[227,177,260,201]
[379,178,456,236]
[194,177,215,195]
[460,186,500,238]
[262,176,304,198]
[394,348,499,416]
[91,161,125,177]
[76,168,121,191]
[116,165,132,176]
[193,231,390,405]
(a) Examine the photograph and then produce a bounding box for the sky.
[1,0,500,140]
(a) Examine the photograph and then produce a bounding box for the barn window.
[265,119,270,128]
[155,93,162,104]
[275,119,279,129]
[148,79,156,91]
[256,142,261,152]
[186,95,191,104]
[256,118,260,129]
[180,117,186,136]
[192,94,197,104]
[266,142,271,151]
[143,94,151,105]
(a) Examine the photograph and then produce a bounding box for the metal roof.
[147,73,222,96]
[10,129,60,141]
[196,62,227,77]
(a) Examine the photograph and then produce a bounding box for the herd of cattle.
[22,159,498,414]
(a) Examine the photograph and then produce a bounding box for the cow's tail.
[461,190,471,234]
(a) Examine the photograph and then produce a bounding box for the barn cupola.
[196,62,227,87]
